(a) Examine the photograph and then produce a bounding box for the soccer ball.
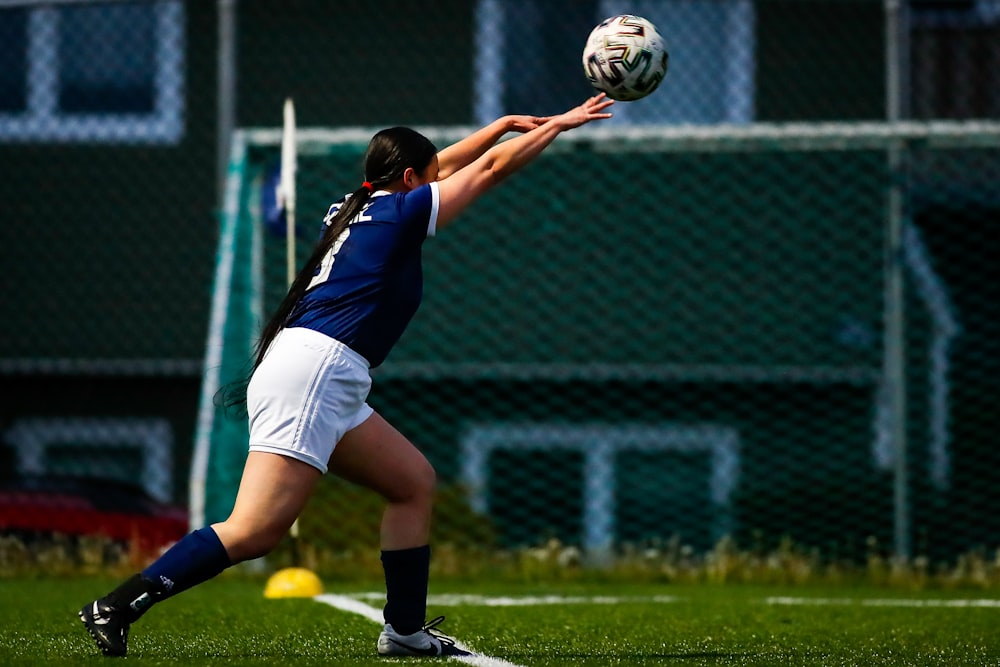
[582,14,669,102]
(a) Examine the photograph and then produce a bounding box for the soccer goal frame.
[192,120,1000,559]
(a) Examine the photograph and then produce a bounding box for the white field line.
[766,596,1000,608]
[315,594,525,667]
[349,592,679,606]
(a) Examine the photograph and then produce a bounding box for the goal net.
[194,120,1000,570]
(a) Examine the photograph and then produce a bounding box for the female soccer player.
[80,93,614,658]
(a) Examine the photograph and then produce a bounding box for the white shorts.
[246,327,374,473]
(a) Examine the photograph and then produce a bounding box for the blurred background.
[1,0,998,580]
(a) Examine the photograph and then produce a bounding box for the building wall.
[0,0,887,506]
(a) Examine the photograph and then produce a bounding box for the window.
[0,8,27,113]
[0,0,185,143]
[474,0,756,126]
[909,0,1000,119]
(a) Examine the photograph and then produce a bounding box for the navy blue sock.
[381,545,431,635]
[142,526,232,599]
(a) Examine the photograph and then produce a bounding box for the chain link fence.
[2,0,1000,578]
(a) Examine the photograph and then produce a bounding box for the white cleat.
[377,616,473,657]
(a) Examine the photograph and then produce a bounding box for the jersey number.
[308,204,373,287]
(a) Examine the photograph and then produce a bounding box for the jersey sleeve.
[399,182,440,238]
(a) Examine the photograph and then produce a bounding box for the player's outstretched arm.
[435,94,613,230]
[436,114,554,180]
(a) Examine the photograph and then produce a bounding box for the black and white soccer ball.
[582,14,669,102]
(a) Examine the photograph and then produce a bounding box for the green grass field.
[2,576,998,666]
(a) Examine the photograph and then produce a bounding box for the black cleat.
[79,600,130,657]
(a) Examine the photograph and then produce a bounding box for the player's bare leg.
[328,412,470,657]
[328,411,436,549]
[80,453,318,657]
[212,452,321,561]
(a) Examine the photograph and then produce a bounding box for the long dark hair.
[217,127,437,410]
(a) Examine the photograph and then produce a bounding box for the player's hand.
[505,115,555,133]
[556,93,614,130]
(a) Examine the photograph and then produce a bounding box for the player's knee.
[388,458,436,506]
[414,459,437,500]
[218,520,288,562]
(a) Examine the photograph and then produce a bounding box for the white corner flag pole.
[280,97,305,566]
[265,97,322,597]
[281,97,297,289]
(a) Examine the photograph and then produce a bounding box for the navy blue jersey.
[285,183,439,368]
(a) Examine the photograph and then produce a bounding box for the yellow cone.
[264,567,323,598]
